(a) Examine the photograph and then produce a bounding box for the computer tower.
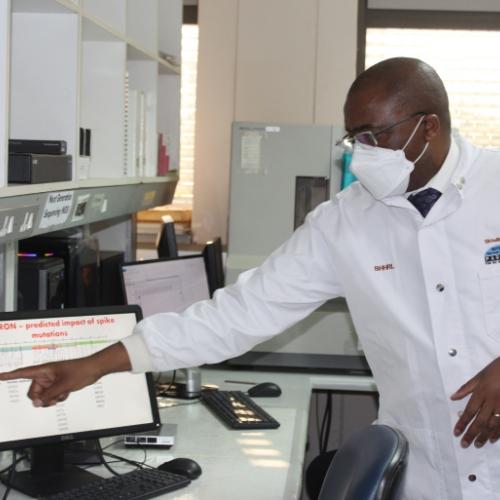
[99,250,125,306]
[18,256,65,310]
[19,229,100,308]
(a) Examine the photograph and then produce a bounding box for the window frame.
[357,0,500,74]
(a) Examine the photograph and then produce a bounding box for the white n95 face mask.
[349,116,429,200]
[350,144,415,200]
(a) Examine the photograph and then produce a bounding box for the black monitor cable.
[0,451,25,500]
[315,391,333,455]
[95,439,148,476]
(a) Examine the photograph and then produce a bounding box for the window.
[365,28,500,148]
[171,23,199,207]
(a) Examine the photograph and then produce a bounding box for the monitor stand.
[6,443,102,497]
[157,367,202,399]
[64,439,102,465]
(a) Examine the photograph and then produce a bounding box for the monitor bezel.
[0,305,161,452]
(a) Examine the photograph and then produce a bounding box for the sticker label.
[241,130,263,174]
[71,194,90,223]
[39,191,74,229]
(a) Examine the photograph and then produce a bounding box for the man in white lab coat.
[2,57,500,499]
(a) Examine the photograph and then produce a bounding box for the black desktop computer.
[19,229,100,308]
[17,255,65,310]
[99,250,126,306]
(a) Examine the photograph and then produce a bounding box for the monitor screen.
[0,306,160,452]
[121,255,211,317]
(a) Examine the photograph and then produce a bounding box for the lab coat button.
[468,474,477,482]
[448,348,457,357]
[436,283,445,292]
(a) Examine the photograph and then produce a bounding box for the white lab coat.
[123,134,500,499]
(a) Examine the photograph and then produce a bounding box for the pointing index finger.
[0,366,45,382]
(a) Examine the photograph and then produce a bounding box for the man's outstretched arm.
[0,342,131,407]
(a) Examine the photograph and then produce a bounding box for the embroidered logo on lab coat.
[485,244,500,264]
[374,263,395,271]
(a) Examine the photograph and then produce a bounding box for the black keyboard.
[201,390,280,430]
[40,467,190,500]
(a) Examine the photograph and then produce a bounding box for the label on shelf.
[0,206,38,242]
[71,194,91,223]
[39,191,74,229]
[142,190,156,207]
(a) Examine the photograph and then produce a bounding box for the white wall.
[192,0,358,244]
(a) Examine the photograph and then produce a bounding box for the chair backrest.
[317,424,408,500]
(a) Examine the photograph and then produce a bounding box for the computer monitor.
[121,255,210,397]
[0,305,160,498]
[156,220,178,259]
[202,237,225,297]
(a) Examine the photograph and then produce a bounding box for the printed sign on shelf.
[39,191,74,229]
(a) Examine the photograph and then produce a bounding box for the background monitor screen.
[121,255,211,317]
[0,306,160,452]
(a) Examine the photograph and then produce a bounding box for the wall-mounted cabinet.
[2,0,181,190]
[0,0,182,311]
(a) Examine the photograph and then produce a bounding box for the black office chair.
[317,424,408,500]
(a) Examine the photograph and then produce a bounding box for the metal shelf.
[0,175,178,243]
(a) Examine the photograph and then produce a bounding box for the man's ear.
[423,114,440,141]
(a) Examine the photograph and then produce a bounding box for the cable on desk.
[161,398,202,408]
[95,439,149,477]
[315,392,333,454]
[156,370,177,397]
[0,451,22,500]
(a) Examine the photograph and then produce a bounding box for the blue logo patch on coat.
[485,245,500,264]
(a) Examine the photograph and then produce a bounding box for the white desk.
[1,369,376,500]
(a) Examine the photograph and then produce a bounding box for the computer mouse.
[247,382,282,398]
[157,457,202,480]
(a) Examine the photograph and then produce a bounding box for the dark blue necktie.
[408,187,442,217]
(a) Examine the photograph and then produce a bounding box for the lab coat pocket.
[478,270,500,342]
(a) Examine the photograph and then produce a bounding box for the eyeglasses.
[337,112,426,152]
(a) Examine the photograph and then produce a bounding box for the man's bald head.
[347,57,451,134]
[344,58,452,191]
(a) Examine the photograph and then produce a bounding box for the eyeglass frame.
[337,111,427,151]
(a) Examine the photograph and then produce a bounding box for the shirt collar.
[407,135,459,196]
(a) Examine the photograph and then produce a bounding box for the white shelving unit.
[0,0,182,311]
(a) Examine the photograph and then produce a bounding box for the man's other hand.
[452,357,500,448]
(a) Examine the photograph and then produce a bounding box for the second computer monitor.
[121,256,210,399]
[121,255,210,318]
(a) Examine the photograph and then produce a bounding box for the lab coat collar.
[382,133,480,225]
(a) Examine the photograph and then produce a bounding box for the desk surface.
[1,369,376,500]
